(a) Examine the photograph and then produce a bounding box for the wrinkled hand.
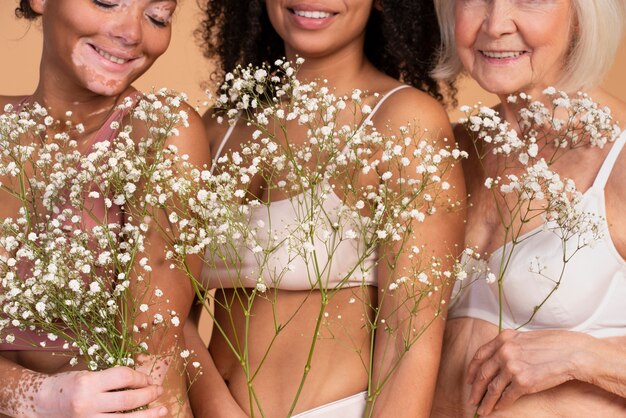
[467,329,592,416]
[35,367,167,417]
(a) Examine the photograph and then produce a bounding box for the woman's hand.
[467,329,592,416]
[33,367,167,418]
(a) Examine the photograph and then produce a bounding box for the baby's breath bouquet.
[0,90,194,380]
[164,60,466,417]
[456,88,619,330]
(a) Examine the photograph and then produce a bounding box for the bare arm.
[183,317,248,418]
[369,90,466,417]
[467,330,626,416]
[127,101,211,415]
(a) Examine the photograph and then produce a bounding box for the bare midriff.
[432,318,626,418]
[209,285,377,417]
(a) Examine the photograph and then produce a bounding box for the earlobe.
[29,0,46,15]
[373,0,383,12]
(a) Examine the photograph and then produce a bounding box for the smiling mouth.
[91,45,133,65]
[480,51,527,59]
[289,9,336,19]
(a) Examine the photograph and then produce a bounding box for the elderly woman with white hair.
[430,0,626,417]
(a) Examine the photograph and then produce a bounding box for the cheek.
[143,29,172,59]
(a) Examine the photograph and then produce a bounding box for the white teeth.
[482,51,525,59]
[294,10,332,19]
[94,46,129,65]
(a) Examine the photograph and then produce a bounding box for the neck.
[31,65,133,136]
[285,40,378,97]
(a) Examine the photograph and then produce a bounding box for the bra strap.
[593,130,626,190]
[341,85,411,155]
[361,85,411,128]
[211,117,239,174]
[92,91,143,145]
[11,96,31,112]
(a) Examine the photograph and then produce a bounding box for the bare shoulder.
[131,94,211,169]
[173,101,211,169]
[596,90,626,174]
[592,88,626,126]
[371,86,453,140]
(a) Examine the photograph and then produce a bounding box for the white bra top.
[202,85,410,291]
[450,130,626,338]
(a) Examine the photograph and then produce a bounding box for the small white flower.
[344,229,357,240]
[35,302,46,314]
[180,350,190,359]
[255,281,267,293]
[68,279,81,292]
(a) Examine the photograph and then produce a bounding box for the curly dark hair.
[15,0,40,20]
[198,0,456,103]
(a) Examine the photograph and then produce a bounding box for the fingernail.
[159,407,168,417]
[147,376,154,385]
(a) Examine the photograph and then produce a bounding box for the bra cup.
[490,235,614,329]
[486,194,616,330]
[203,183,378,291]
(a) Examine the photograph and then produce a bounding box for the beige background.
[1,2,625,344]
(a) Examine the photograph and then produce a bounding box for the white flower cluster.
[460,90,615,249]
[0,89,189,369]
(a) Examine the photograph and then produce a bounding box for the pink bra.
[0,92,141,351]
[202,85,411,291]
[450,130,626,338]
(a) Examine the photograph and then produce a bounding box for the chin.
[82,73,137,97]
[476,79,524,97]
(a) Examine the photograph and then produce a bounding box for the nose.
[109,9,143,46]
[482,0,517,38]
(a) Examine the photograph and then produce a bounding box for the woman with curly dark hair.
[1,1,208,417]
[183,1,465,417]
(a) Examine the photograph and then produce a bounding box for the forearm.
[0,357,44,418]
[577,335,626,398]
[369,314,445,418]
[184,322,246,418]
